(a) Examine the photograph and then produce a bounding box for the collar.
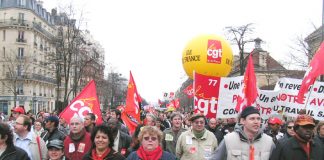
[190,129,208,139]
[16,131,33,141]
[115,130,120,141]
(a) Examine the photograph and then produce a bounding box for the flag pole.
[303,82,315,110]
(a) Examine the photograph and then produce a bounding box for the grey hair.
[70,115,84,123]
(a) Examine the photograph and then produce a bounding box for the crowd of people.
[0,105,324,160]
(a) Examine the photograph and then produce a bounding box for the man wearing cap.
[41,115,66,143]
[8,106,25,129]
[270,114,324,160]
[176,112,218,160]
[212,106,275,160]
[265,116,284,145]
[47,139,67,160]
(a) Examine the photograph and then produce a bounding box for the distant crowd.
[0,105,323,160]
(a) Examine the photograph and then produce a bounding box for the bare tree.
[0,48,33,107]
[225,23,255,75]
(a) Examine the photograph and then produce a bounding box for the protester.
[270,114,324,160]
[176,112,218,159]
[315,121,324,145]
[159,113,171,129]
[162,112,186,155]
[111,109,129,134]
[127,126,176,160]
[41,115,66,143]
[206,118,224,144]
[107,118,132,157]
[47,139,68,160]
[84,113,96,133]
[33,119,44,136]
[0,122,30,160]
[155,118,166,131]
[221,118,236,136]
[13,115,48,160]
[265,116,284,144]
[82,124,125,160]
[212,106,275,160]
[64,115,91,160]
[8,106,25,129]
[278,120,295,142]
[58,118,70,136]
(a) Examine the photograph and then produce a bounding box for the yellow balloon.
[182,34,233,79]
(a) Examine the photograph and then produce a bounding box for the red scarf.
[136,145,163,160]
[91,148,111,160]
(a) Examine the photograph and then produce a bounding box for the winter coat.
[82,149,125,160]
[0,145,30,160]
[270,136,324,160]
[64,131,92,160]
[126,151,176,160]
[162,128,187,155]
[41,128,66,143]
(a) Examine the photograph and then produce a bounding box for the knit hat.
[268,117,282,125]
[240,106,260,118]
[295,114,315,126]
[46,115,59,124]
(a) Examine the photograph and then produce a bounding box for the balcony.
[5,72,57,84]
[16,38,27,43]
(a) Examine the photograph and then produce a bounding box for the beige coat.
[176,129,218,160]
[14,132,48,160]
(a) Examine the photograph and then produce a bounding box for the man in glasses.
[270,114,324,160]
[212,106,275,160]
[176,112,218,160]
[63,115,91,160]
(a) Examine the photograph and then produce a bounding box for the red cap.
[11,106,25,114]
[268,117,282,125]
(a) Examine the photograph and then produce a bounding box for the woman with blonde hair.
[127,126,175,160]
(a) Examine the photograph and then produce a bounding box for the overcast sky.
[43,0,322,103]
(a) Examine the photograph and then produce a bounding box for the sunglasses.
[287,126,294,129]
[143,136,157,141]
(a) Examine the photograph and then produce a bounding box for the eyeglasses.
[287,126,294,129]
[143,136,157,141]
[70,122,80,126]
[193,121,204,125]
[14,122,24,126]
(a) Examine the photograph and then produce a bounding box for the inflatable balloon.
[182,34,233,79]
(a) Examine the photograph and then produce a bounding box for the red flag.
[297,42,324,103]
[173,98,180,108]
[59,80,103,124]
[183,84,194,98]
[121,71,141,135]
[235,52,258,112]
[158,99,163,106]
[169,92,175,99]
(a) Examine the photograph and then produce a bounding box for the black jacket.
[206,125,224,144]
[41,127,66,143]
[82,149,125,160]
[0,145,30,160]
[118,131,132,157]
[270,136,324,160]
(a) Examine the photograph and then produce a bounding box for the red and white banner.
[122,71,142,135]
[183,84,194,98]
[59,80,103,124]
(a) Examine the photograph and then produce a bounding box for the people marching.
[1,105,324,160]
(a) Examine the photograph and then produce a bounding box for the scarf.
[193,129,206,139]
[136,145,163,160]
[91,148,110,160]
[70,128,86,141]
[294,134,311,160]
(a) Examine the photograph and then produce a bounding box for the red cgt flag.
[183,84,194,98]
[59,80,103,124]
[297,42,324,103]
[121,71,142,135]
[173,98,180,108]
[235,52,258,113]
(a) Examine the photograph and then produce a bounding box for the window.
[2,30,5,41]
[2,47,5,58]
[17,65,23,76]
[18,48,24,58]
[17,0,26,7]
[18,31,24,41]
[17,83,24,95]
[18,13,24,24]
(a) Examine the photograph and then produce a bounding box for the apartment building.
[0,0,57,114]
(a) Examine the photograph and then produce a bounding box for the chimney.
[254,37,263,50]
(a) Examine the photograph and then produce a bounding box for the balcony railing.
[16,38,27,43]
[0,19,54,39]
[5,72,57,84]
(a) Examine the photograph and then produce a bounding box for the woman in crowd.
[155,118,165,131]
[315,121,324,145]
[0,122,30,160]
[33,119,44,136]
[47,139,68,160]
[82,124,125,160]
[127,126,176,160]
